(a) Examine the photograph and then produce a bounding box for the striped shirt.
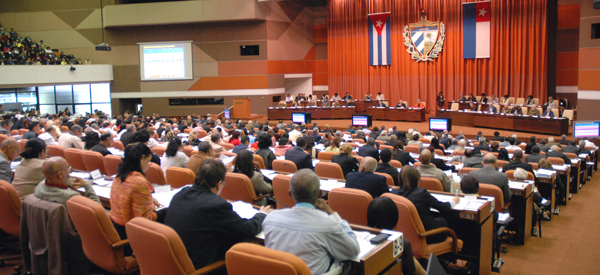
[109,172,157,226]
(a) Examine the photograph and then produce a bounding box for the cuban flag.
[368,12,391,66]
[463,1,491,59]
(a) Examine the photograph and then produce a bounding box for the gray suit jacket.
[537,145,550,152]
[469,166,511,203]
[525,153,546,164]
[464,155,484,168]
[0,152,12,183]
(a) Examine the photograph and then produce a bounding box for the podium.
[232,97,251,118]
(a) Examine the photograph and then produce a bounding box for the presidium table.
[436,110,569,135]
[268,105,426,122]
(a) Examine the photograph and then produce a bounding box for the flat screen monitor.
[429,117,452,132]
[574,121,600,139]
[352,114,372,127]
[224,109,230,120]
[292,112,311,124]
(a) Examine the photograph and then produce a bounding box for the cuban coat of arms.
[402,9,446,62]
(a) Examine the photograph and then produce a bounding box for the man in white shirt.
[38,126,58,146]
[285,93,294,102]
[58,125,84,150]
[288,125,302,143]
[375,92,384,101]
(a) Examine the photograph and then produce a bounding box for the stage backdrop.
[328,0,548,110]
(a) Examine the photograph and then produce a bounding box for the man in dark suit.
[346,157,389,198]
[311,127,322,143]
[285,136,314,170]
[469,154,511,203]
[91,132,114,156]
[491,131,503,142]
[331,144,360,178]
[119,124,136,147]
[537,139,550,153]
[547,145,571,164]
[525,145,546,163]
[558,135,569,146]
[358,138,380,161]
[524,136,537,154]
[502,150,534,176]
[375,149,399,186]
[165,159,271,271]
[562,140,581,155]
[232,136,250,154]
[464,149,484,168]
[428,147,455,172]
[474,137,490,152]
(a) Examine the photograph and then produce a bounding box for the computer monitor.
[224,109,230,120]
[292,112,311,124]
[352,114,372,127]
[573,121,600,139]
[429,117,452,132]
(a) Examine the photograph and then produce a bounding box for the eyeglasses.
[57,166,72,174]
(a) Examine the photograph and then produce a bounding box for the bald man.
[469,154,511,203]
[416,149,452,192]
[0,139,19,182]
[345,157,389,198]
[34,157,100,208]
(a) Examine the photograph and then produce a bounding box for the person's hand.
[258,205,273,214]
[69,177,87,189]
[152,198,162,208]
[315,199,334,215]
[452,196,460,204]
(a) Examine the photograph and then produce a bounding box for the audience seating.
[478,184,513,262]
[19,139,27,152]
[81,151,107,175]
[547,157,565,166]
[328,188,372,226]
[66,196,139,274]
[381,193,463,259]
[166,167,195,189]
[390,160,402,168]
[317,151,337,161]
[19,129,29,135]
[352,138,365,144]
[220,173,266,205]
[221,143,234,151]
[562,110,574,124]
[225,243,311,275]
[113,141,125,151]
[458,167,480,175]
[197,130,208,138]
[419,177,444,192]
[253,154,266,169]
[315,162,345,180]
[146,163,166,185]
[505,170,535,181]
[65,148,86,171]
[46,145,66,158]
[434,149,445,156]
[515,98,525,105]
[375,140,385,145]
[151,147,166,157]
[272,160,297,173]
[374,172,394,186]
[412,162,421,168]
[0,180,23,274]
[497,160,508,168]
[452,150,465,156]
[380,145,393,151]
[60,126,69,132]
[272,174,294,209]
[103,155,122,176]
[182,147,193,158]
[450,103,459,111]
[126,217,225,275]
[405,146,420,154]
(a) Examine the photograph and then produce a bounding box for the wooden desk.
[355,101,380,113]
[437,110,569,135]
[536,173,557,219]
[366,107,426,122]
[267,106,356,120]
[508,181,534,245]
[349,225,403,275]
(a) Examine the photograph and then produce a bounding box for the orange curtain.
[328,0,547,110]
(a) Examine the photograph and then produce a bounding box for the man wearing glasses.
[34,157,100,208]
[0,139,19,183]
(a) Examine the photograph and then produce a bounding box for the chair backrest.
[19,139,27,152]
[253,154,266,169]
[220,173,256,204]
[374,172,395,186]
[562,109,574,121]
[182,147,193,158]
[315,162,345,180]
[0,134,7,143]
[65,148,87,171]
[10,129,19,136]
[563,152,578,160]
[390,160,402,168]
[197,130,208,138]
[126,217,197,275]
[272,174,294,209]
[497,160,508,168]
[419,177,443,192]
[328,188,372,226]
[151,147,166,157]
[19,128,29,135]
[451,150,464,156]
[515,98,525,105]
[405,146,420,154]
[458,167,480,175]
[380,145,393,151]
[183,129,191,134]
[226,243,311,275]
[381,193,428,258]
[221,143,234,151]
[375,140,385,145]
[450,103,459,111]
[508,97,515,104]
[548,157,565,165]
[0,180,21,236]
[166,167,195,189]
[113,141,125,151]
[66,196,137,274]
[477,184,504,213]
[103,155,122,176]
[82,151,107,175]
[318,151,337,161]
[272,160,297,173]
[47,144,66,158]
[146,163,166,185]
[505,170,535,181]
[434,149,445,156]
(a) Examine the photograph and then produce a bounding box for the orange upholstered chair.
[197,130,208,138]
[19,139,27,153]
[380,145,393,151]
[82,151,107,175]
[0,180,22,272]
[103,155,122,176]
[328,188,372,226]
[151,147,166,157]
[458,167,480,175]
[352,138,365,145]
[497,160,508,169]
[315,162,345,180]
[220,173,265,204]
[166,167,195,189]
[46,145,66,158]
[19,129,29,135]
[390,160,402,169]
[374,172,395,186]
[60,126,69,132]
[404,146,420,154]
[221,143,234,151]
[505,170,535,181]
[272,160,297,174]
[435,149,445,156]
[272,174,294,209]
[478,184,507,214]
[548,157,565,165]
[381,193,463,259]
[126,218,225,275]
[65,148,87,171]
[253,154,266,169]
[66,196,138,274]
[182,147,193,158]
[375,140,385,145]
[317,151,337,161]
[225,243,311,275]
[146,163,166,185]
[412,162,421,168]
[113,141,125,151]
[419,177,443,192]
[184,129,191,134]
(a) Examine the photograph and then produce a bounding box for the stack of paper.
[230,201,259,219]
[320,179,345,192]
[536,169,556,178]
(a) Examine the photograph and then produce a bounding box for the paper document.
[230,201,259,219]
[498,213,511,223]
[70,171,91,179]
[219,154,235,165]
[93,178,113,187]
[319,179,345,192]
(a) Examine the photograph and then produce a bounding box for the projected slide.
[138,41,193,81]
[574,121,600,138]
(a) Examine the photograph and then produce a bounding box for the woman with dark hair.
[325,136,341,154]
[228,130,241,146]
[110,143,165,251]
[304,135,317,159]
[430,137,445,153]
[256,133,275,169]
[367,197,426,275]
[233,150,272,206]
[160,136,189,174]
[12,138,47,199]
[497,148,510,161]
[84,131,100,150]
[393,166,458,244]
[392,140,416,166]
